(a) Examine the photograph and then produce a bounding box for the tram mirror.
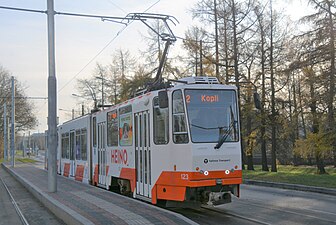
[158,91,168,108]
[253,92,261,110]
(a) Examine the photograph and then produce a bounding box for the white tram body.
[57,115,91,184]
[57,76,242,207]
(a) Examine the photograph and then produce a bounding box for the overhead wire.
[106,0,127,14]
[0,1,162,94]
[1,1,162,119]
[58,0,161,93]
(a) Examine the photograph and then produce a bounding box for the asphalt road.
[173,184,336,224]
[4,153,336,225]
[0,166,65,225]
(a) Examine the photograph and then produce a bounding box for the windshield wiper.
[214,106,237,149]
[214,124,234,149]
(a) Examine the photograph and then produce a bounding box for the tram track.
[169,206,270,225]
[236,199,336,224]
[0,165,66,225]
[170,193,336,225]
[201,206,271,225]
[0,176,29,225]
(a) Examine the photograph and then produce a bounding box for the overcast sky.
[0,0,311,133]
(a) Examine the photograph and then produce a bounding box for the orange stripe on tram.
[63,163,70,177]
[151,170,242,204]
[75,165,84,182]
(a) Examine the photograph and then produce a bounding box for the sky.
[0,0,312,134]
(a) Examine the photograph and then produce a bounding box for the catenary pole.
[47,0,57,192]
[7,118,9,159]
[11,76,15,167]
[3,103,7,160]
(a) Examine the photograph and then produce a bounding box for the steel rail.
[0,177,30,225]
[201,206,271,225]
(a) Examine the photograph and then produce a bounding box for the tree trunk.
[316,154,327,174]
[247,155,254,170]
[231,0,245,170]
[214,0,220,79]
[224,4,229,83]
[298,75,307,139]
[308,68,323,173]
[270,0,277,172]
[292,73,299,166]
[257,8,269,171]
[327,1,336,169]
[246,65,254,170]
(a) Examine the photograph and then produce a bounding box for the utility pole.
[7,118,10,159]
[28,131,31,151]
[101,75,104,109]
[3,103,7,160]
[23,133,26,157]
[11,76,15,167]
[47,0,57,192]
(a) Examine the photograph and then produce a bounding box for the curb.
[244,179,336,196]
[1,163,94,225]
[1,163,197,225]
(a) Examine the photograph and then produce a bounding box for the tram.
[57,76,242,207]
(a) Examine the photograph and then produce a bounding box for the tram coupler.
[207,192,232,206]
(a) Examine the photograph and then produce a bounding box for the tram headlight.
[225,170,230,175]
[199,170,209,176]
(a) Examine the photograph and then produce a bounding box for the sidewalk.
[244,179,336,196]
[1,162,197,225]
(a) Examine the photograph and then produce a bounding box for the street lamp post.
[73,81,98,111]
[95,76,104,110]
[95,76,117,106]
[72,93,97,112]
[59,108,77,119]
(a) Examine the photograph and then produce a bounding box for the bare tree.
[0,65,38,158]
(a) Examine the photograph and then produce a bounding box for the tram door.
[97,122,106,185]
[70,131,76,177]
[135,111,151,198]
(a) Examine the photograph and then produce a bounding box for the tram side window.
[172,90,189,143]
[93,117,97,147]
[81,129,87,160]
[153,97,169,144]
[119,105,133,146]
[61,134,65,158]
[61,133,70,159]
[74,129,87,160]
[76,130,81,160]
[107,110,118,146]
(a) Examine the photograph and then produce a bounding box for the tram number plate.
[181,174,189,180]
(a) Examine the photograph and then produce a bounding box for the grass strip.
[243,165,336,189]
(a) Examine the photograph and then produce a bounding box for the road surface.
[172,184,336,224]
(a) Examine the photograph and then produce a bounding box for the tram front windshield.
[185,89,239,143]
